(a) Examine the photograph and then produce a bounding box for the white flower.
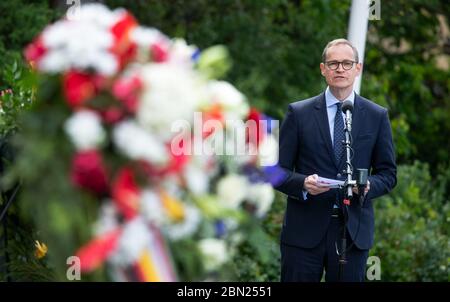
[109,217,150,265]
[161,175,184,200]
[207,81,249,121]
[37,4,128,75]
[138,63,205,140]
[257,133,279,167]
[64,110,105,150]
[131,26,170,63]
[140,190,168,227]
[168,39,198,67]
[216,174,249,209]
[198,238,228,271]
[93,201,119,236]
[38,49,70,73]
[113,120,169,165]
[131,26,168,48]
[70,4,123,27]
[246,183,275,217]
[183,160,210,195]
[165,205,201,240]
[40,20,117,75]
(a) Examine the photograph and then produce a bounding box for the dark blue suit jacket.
[275,92,397,250]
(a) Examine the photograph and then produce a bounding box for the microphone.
[341,100,354,200]
[356,168,368,206]
[356,168,368,187]
[342,100,353,132]
[341,100,353,113]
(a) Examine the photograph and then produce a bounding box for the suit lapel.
[351,94,366,141]
[313,93,339,170]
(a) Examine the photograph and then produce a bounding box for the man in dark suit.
[275,39,397,282]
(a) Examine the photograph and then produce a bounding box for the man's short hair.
[322,39,359,63]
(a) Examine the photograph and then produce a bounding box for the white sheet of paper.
[317,176,344,189]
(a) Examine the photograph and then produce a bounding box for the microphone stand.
[338,104,355,282]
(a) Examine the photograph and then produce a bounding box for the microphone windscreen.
[357,169,368,186]
[342,100,353,113]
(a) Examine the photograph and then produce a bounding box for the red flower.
[63,71,105,109]
[110,12,138,70]
[71,150,109,195]
[141,144,190,178]
[24,35,47,65]
[112,168,141,220]
[112,75,142,114]
[151,42,169,63]
[98,106,126,124]
[165,146,190,175]
[246,108,265,148]
[76,228,122,272]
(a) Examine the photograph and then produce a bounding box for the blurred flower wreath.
[8,4,286,281]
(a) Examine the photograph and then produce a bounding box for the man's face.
[320,44,361,90]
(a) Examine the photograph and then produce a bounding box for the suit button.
[337,173,342,178]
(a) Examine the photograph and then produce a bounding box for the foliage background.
[0,0,448,281]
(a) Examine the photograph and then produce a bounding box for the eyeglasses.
[324,60,357,71]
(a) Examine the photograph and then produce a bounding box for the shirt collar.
[325,86,355,108]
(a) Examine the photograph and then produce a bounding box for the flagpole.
[347,0,370,94]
